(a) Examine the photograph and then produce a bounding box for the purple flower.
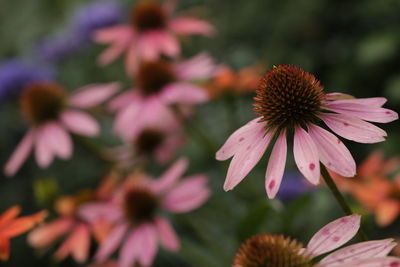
[36,1,123,62]
[276,172,312,202]
[0,60,55,101]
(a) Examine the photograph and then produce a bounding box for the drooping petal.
[324,95,387,107]
[125,45,138,76]
[78,203,123,225]
[168,17,216,36]
[42,123,72,159]
[151,158,188,194]
[0,206,21,228]
[157,31,180,58]
[265,130,287,199]
[174,53,216,81]
[319,238,396,266]
[95,222,128,263]
[216,118,263,161]
[308,124,356,177]
[60,110,99,136]
[154,217,180,251]
[27,218,74,248]
[320,113,387,143]
[338,257,400,267]
[69,82,120,108]
[0,210,47,238]
[162,175,210,213]
[307,215,360,256]
[55,224,90,263]
[4,130,35,176]
[119,224,157,267]
[324,101,398,123]
[34,125,55,168]
[224,127,273,191]
[293,127,320,185]
[160,82,208,104]
[0,238,10,261]
[136,31,163,60]
[97,42,129,66]
[108,90,138,112]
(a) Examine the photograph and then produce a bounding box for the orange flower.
[204,65,263,99]
[0,206,47,261]
[331,151,400,227]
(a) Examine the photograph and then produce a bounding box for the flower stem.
[320,164,368,241]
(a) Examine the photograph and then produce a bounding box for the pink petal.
[216,118,263,161]
[169,17,216,36]
[42,122,72,159]
[320,113,387,143]
[152,158,189,194]
[95,222,128,262]
[293,127,320,185]
[174,53,216,81]
[307,215,360,256]
[160,82,208,104]
[78,203,123,224]
[136,31,163,60]
[162,175,210,213]
[69,82,121,108]
[265,130,287,199]
[156,31,180,58]
[125,45,138,76]
[119,224,157,267]
[108,90,138,112]
[320,238,396,266]
[324,101,398,123]
[308,124,356,177]
[4,129,35,177]
[27,218,74,248]
[34,124,55,168]
[324,95,387,107]
[97,43,129,66]
[224,125,272,191]
[60,110,99,136]
[154,217,180,251]
[55,224,90,263]
[93,26,133,44]
[338,257,400,267]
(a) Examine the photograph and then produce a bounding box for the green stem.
[320,164,368,241]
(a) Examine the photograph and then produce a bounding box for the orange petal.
[376,200,400,227]
[0,210,47,238]
[28,217,73,248]
[0,206,21,229]
[0,238,10,261]
[55,224,90,263]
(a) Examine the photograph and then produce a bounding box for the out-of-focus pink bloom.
[110,107,185,167]
[234,215,400,267]
[0,206,46,261]
[216,65,398,199]
[4,82,120,176]
[110,53,215,140]
[27,175,118,263]
[79,158,210,267]
[331,151,400,227]
[94,0,215,74]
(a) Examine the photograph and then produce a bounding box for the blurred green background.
[0,0,399,266]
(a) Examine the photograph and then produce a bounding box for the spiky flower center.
[135,129,165,155]
[131,0,167,32]
[233,234,315,267]
[254,65,324,132]
[20,82,67,125]
[136,60,176,96]
[123,186,158,224]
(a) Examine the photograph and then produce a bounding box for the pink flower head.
[94,0,215,74]
[233,215,400,267]
[28,176,118,263]
[110,53,215,140]
[79,158,211,267]
[111,107,185,166]
[4,81,120,176]
[216,65,398,199]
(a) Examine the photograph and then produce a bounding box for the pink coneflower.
[216,65,398,198]
[79,158,210,267]
[111,108,185,166]
[28,176,118,263]
[4,81,119,176]
[94,0,215,74]
[233,215,400,267]
[109,53,215,140]
[0,206,46,261]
